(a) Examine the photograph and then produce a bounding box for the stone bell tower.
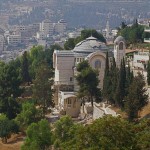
[114,36,126,67]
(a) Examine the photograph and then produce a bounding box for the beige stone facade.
[53,36,125,117]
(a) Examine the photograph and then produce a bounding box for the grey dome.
[73,36,107,53]
[114,36,125,44]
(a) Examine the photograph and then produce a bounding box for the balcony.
[144,38,150,43]
[144,27,150,33]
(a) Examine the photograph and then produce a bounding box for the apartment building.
[144,26,150,43]
[7,34,21,46]
[54,19,67,34]
[0,35,5,54]
[40,19,54,36]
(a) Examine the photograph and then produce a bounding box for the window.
[119,42,123,50]
[67,98,71,104]
[137,60,141,63]
[95,60,101,69]
[70,77,73,81]
[67,98,72,108]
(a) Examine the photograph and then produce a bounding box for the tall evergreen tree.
[125,73,148,121]
[115,58,126,108]
[109,57,118,104]
[147,61,150,85]
[103,51,111,103]
[125,64,134,95]
[0,62,22,119]
[0,114,19,144]
[147,50,150,85]
[22,119,52,150]
[21,51,31,85]
[32,62,54,113]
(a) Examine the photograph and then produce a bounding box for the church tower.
[106,19,110,38]
[114,36,126,67]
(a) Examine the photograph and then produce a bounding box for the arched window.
[95,60,101,69]
[119,42,124,50]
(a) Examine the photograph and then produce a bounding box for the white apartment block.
[54,19,67,34]
[0,35,5,54]
[7,34,21,46]
[68,31,81,38]
[36,31,46,40]
[40,19,54,36]
[133,52,149,70]
[144,26,150,43]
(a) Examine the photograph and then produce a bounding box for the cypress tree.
[147,50,150,85]
[21,51,31,85]
[110,57,118,104]
[103,51,111,103]
[125,73,148,121]
[115,58,126,108]
[125,64,134,95]
[147,61,150,85]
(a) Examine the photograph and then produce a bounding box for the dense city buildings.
[0,0,149,62]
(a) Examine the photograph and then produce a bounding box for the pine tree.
[0,62,22,119]
[32,62,54,114]
[125,73,148,121]
[76,61,101,106]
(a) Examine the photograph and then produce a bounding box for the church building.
[53,36,125,117]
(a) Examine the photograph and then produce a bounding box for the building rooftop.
[73,36,108,53]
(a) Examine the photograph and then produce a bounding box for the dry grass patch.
[0,133,25,150]
[109,105,127,119]
[139,102,150,118]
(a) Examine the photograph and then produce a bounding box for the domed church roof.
[114,36,125,44]
[73,36,107,53]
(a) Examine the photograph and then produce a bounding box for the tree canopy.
[125,73,148,121]
[32,62,54,113]
[52,115,150,150]
[117,20,150,46]
[76,60,101,106]
[147,53,150,85]
[0,114,19,143]
[0,62,22,119]
[15,102,43,131]
[21,51,31,85]
[21,119,52,150]
[64,29,106,50]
